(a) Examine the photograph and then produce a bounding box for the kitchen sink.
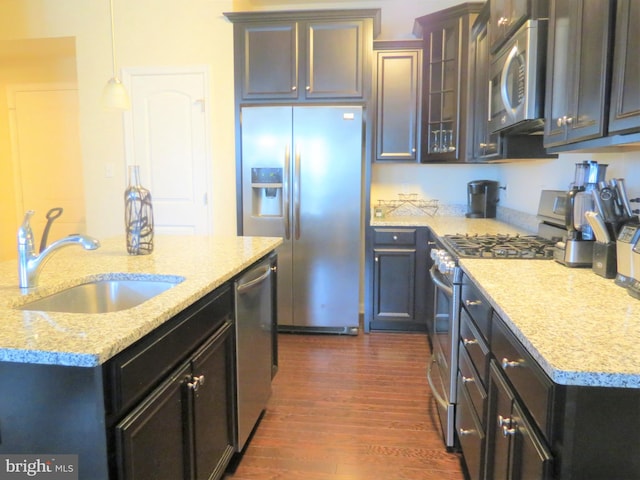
[16,276,185,314]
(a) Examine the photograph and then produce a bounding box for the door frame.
[121,65,214,234]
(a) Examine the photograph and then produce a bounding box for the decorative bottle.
[124,165,154,255]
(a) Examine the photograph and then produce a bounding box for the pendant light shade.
[102,0,130,111]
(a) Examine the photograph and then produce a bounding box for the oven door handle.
[429,264,453,297]
[426,355,449,410]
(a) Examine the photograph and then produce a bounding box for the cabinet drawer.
[373,228,416,246]
[491,313,554,440]
[105,285,233,417]
[459,342,487,424]
[456,373,485,480]
[460,308,490,388]
[461,274,491,341]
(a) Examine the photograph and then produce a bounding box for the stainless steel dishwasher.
[234,254,275,451]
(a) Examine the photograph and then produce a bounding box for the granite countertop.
[0,235,282,367]
[372,214,640,389]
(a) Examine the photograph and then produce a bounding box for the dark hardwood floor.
[224,332,465,480]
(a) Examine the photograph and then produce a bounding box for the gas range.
[441,233,557,259]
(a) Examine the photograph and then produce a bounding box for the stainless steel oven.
[427,241,462,449]
[426,229,559,450]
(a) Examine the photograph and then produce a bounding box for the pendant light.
[102,0,130,110]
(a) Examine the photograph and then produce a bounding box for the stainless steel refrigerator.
[240,106,363,334]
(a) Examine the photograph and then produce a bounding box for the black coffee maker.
[466,180,499,218]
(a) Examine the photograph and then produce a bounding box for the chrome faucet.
[18,210,101,289]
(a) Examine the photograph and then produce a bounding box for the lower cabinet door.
[115,363,191,480]
[372,248,416,327]
[486,361,516,480]
[486,361,553,480]
[190,321,235,480]
[456,374,485,480]
[510,402,553,480]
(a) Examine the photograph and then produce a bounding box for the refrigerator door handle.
[293,145,301,240]
[283,145,291,240]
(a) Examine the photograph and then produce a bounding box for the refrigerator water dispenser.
[251,167,283,217]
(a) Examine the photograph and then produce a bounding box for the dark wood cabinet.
[454,272,640,480]
[489,0,548,53]
[608,0,640,136]
[369,227,429,331]
[544,0,614,148]
[373,40,422,162]
[485,361,553,480]
[115,363,191,480]
[226,10,380,102]
[414,3,483,163]
[112,287,235,480]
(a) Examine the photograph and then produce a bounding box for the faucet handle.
[18,210,36,246]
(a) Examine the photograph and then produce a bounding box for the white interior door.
[8,84,86,243]
[123,67,212,235]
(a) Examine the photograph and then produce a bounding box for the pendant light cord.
[109,0,118,79]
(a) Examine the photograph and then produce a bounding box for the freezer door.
[240,107,294,327]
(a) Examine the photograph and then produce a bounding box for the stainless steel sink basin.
[17,277,184,314]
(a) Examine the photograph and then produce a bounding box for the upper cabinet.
[608,0,640,136]
[489,0,548,52]
[373,40,422,162]
[414,3,483,163]
[225,10,381,102]
[544,0,614,148]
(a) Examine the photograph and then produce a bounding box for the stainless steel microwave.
[489,20,547,134]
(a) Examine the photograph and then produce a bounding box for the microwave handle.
[500,45,519,114]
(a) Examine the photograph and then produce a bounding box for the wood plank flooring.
[224,332,465,480]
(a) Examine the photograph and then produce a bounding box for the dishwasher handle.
[236,265,272,294]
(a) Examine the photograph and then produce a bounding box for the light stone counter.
[372,214,640,389]
[461,258,640,388]
[0,235,282,367]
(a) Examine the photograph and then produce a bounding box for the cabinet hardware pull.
[305,86,311,91]
[502,425,517,437]
[459,428,475,436]
[462,338,478,346]
[498,415,512,428]
[291,86,297,91]
[465,299,482,306]
[501,357,524,369]
[393,235,398,241]
[187,374,205,391]
[566,116,574,125]
[462,376,474,384]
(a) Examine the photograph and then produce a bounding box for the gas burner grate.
[442,233,557,259]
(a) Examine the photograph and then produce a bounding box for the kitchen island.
[0,235,281,479]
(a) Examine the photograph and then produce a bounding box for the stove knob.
[443,260,456,274]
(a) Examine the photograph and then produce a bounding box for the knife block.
[592,241,617,278]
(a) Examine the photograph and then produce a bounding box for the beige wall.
[1,0,638,262]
